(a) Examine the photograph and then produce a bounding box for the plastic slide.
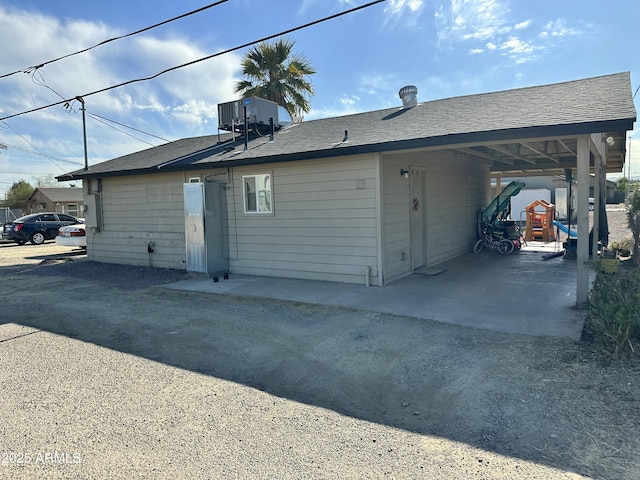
[552,220,577,238]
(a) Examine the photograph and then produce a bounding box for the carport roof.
[58,71,636,181]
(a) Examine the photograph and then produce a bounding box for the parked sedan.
[55,224,87,248]
[3,213,83,245]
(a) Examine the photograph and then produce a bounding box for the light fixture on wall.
[400,169,409,178]
[606,136,615,147]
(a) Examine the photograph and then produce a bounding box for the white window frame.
[67,203,79,216]
[242,173,273,214]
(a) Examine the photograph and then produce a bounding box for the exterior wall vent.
[399,85,418,108]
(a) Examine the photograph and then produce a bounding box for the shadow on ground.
[3,260,638,479]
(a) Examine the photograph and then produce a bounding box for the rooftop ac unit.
[217,97,279,132]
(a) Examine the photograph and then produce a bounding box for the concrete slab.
[166,250,591,340]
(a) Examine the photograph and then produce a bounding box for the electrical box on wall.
[84,193,103,230]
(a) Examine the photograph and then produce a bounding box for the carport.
[450,133,621,306]
[418,76,635,306]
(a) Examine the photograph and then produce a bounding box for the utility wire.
[0,0,229,80]
[20,66,171,146]
[0,0,386,122]
[86,112,171,143]
[0,121,84,172]
[86,113,160,147]
[0,141,84,167]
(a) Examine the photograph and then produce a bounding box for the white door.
[184,183,206,273]
[410,168,427,270]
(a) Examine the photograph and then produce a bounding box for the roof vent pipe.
[399,85,418,108]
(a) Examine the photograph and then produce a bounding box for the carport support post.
[576,136,590,306]
[592,136,603,257]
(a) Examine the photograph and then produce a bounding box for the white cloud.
[437,0,509,42]
[539,19,581,39]
[498,37,535,64]
[387,0,424,13]
[434,0,584,66]
[383,0,426,29]
[0,6,241,121]
[308,97,361,120]
[340,95,360,107]
[357,72,400,96]
[515,19,532,30]
[0,5,243,191]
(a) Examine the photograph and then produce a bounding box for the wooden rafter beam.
[485,144,536,164]
[557,139,576,156]
[521,142,560,163]
[455,147,514,164]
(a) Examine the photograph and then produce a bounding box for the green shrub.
[586,266,640,358]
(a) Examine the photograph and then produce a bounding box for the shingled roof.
[58,72,636,181]
[28,187,84,202]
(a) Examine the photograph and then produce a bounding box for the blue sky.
[0,0,639,198]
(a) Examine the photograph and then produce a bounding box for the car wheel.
[30,231,46,245]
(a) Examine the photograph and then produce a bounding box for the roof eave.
[57,117,636,180]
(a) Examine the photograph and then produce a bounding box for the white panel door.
[410,168,427,270]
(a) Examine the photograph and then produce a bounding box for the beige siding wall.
[382,152,490,283]
[85,150,488,286]
[86,172,190,269]
[381,160,412,282]
[227,155,381,285]
[426,154,489,265]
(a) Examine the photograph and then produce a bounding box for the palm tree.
[235,38,316,123]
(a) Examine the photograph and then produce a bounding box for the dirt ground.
[0,208,638,479]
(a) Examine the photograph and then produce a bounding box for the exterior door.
[184,183,206,273]
[410,168,427,270]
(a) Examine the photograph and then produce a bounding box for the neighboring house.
[58,72,636,289]
[26,187,84,217]
[588,176,622,204]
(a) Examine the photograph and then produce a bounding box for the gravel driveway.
[0,216,638,479]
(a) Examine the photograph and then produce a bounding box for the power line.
[22,65,170,146]
[87,112,171,143]
[0,1,230,80]
[0,122,83,170]
[0,0,386,122]
[0,141,84,167]
[86,113,161,147]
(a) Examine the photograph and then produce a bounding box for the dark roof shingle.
[59,72,636,180]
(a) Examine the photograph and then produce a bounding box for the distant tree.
[617,177,629,192]
[627,184,640,265]
[3,180,33,210]
[235,38,316,123]
[33,174,58,187]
